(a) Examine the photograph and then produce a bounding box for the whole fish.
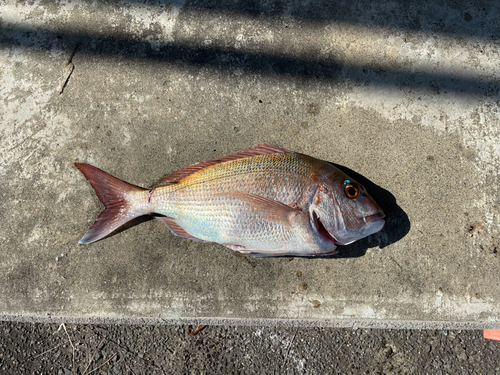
[76,144,384,257]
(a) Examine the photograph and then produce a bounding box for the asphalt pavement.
[1,322,500,374]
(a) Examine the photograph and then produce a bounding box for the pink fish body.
[76,145,384,257]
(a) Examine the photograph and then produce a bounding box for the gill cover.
[310,174,385,246]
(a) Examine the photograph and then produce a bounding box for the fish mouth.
[364,211,386,224]
[312,210,341,245]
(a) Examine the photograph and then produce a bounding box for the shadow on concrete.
[103,0,500,40]
[331,163,410,259]
[197,0,500,40]
[1,0,499,98]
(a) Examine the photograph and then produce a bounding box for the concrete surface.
[0,0,499,329]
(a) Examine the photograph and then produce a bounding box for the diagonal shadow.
[1,24,498,98]
[98,0,500,41]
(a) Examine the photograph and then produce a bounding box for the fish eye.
[343,181,359,199]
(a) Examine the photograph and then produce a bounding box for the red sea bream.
[76,144,385,256]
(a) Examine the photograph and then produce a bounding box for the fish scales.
[152,153,315,211]
[147,153,317,248]
[76,144,385,256]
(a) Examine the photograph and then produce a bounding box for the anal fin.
[156,216,206,242]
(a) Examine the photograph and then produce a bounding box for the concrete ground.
[0,0,499,329]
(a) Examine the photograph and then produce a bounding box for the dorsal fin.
[157,144,291,185]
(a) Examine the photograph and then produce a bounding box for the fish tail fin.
[75,163,148,244]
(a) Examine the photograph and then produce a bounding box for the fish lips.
[312,210,385,246]
[359,211,386,238]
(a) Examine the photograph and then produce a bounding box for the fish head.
[310,170,385,246]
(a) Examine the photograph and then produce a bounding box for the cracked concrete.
[1,0,499,328]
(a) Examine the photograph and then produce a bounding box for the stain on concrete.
[310,300,321,309]
[306,103,320,116]
[468,222,485,237]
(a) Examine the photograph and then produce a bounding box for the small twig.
[186,325,206,336]
[389,256,403,270]
[83,339,104,375]
[126,364,137,375]
[335,333,351,354]
[58,323,75,375]
[59,63,74,94]
[59,42,79,94]
[86,352,118,375]
[282,327,299,369]
[28,344,61,359]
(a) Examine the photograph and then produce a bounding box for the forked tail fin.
[75,163,148,244]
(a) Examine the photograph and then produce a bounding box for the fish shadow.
[325,163,410,258]
[98,215,156,241]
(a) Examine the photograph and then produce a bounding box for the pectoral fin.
[220,192,311,256]
[228,192,304,227]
